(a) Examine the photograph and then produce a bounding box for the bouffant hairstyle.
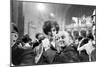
[43,20,59,35]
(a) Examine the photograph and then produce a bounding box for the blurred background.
[11,0,95,40]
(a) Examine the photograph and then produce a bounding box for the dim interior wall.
[11,0,19,25]
[11,0,24,39]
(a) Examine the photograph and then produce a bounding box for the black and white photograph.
[11,0,96,66]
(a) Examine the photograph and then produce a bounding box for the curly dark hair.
[43,20,59,35]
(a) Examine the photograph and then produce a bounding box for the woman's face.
[50,27,57,37]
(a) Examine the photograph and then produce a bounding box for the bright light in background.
[36,3,46,11]
[50,13,55,18]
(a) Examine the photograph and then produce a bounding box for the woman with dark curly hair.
[43,20,59,37]
[42,20,60,64]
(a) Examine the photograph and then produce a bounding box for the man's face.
[11,32,18,46]
[75,39,79,45]
[38,34,44,40]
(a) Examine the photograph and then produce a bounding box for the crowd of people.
[11,17,96,66]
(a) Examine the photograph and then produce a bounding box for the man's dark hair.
[35,33,41,39]
[35,33,45,41]
[11,23,19,33]
[43,20,59,35]
[22,34,32,43]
